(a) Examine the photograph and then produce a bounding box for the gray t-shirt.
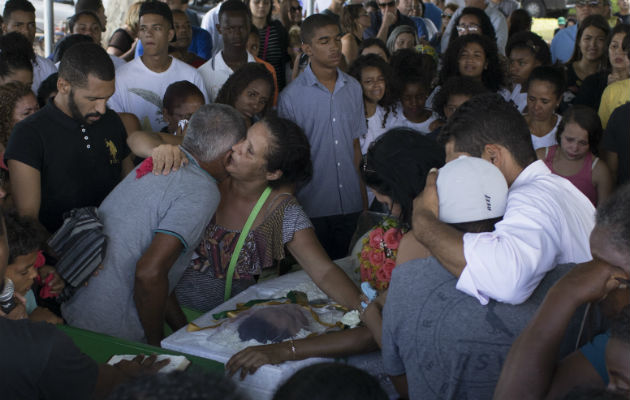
[381,258,576,400]
[62,148,220,342]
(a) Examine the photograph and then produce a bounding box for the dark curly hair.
[163,80,204,114]
[432,76,489,119]
[361,128,445,226]
[556,105,602,156]
[348,54,398,128]
[447,7,496,51]
[525,65,566,98]
[506,31,551,66]
[261,116,313,189]
[358,38,390,60]
[0,32,35,82]
[215,63,275,121]
[390,48,436,95]
[440,34,506,92]
[4,209,44,264]
[0,82,34,147]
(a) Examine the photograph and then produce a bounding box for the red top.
[544,145,598,205]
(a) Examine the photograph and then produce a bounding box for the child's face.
[606,338,630,395]
[360,66,386,104]
[6,250,38,296]
[303,24,342,69]
[247,32,260,56]
[444,94,471,119]
[458,42,487,81]
[508,47,540,86]
[401,82,427,119]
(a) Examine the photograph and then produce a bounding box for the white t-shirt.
[198,51,257,102]
[457,160,595,305]
[32,55,57,93]
[399,109,439,134]
[504,84,527,112]
[530,114,562,150]
[201,2,223,57]
[108,56,208,131]
[361,105,402,154]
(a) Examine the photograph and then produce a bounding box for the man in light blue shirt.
[550,0,609,63]
[278,14,367,260]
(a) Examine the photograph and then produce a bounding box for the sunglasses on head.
[378,1,396,8]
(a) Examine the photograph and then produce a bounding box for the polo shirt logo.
[105,140,120,165]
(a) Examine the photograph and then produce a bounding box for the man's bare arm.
[411,169,466,277]
[8,160,41,219]
[134,233,183,346]
[494,260,628,399]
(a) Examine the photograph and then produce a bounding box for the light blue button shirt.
[278,65,366,218]
[550,24,577,64]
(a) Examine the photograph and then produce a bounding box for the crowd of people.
[0,0,628,398]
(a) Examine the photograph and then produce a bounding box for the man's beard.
[68,89,102,124]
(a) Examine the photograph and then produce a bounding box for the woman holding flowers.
[226,128,445,377]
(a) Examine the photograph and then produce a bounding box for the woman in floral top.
[226,128,445,376]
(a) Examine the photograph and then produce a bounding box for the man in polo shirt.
[2,0,57,93]
[61,104,246,345]
[198,0,277,102]
[5,43,133,233]
[364,0,417,43]
[279,14,367,260]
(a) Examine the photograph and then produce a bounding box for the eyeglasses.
[378,1,396,8]
[575,0,601,7]
[456,23,480,33]
[442,12,453,19]
[290,5,302,12]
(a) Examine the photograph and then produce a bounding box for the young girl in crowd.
[348,54,399,154]
[161,81,205,134]
[573,23,630,110]
[0,82,39,152]
[564,15,610,102]
[279,0,302,29]
[215,63,275,127]
[438,34,506,99]
[246,0,290,90]
[537,105,613,206]
[393,51,440,134]
[386,25,418,55]
[430,76,488,137]
[0,32,35,87]
[524,66,565,150]
[505,31,551,112]
[446,7,496,52]
[358,38,390,62]
[4,211,63,324]
[341,4,371,66]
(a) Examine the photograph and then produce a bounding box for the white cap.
[437,156,508,223]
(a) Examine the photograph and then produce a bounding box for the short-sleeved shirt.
[0,318,98,399]
[4,100,130,232]
[598,78,630,129]
[603,102,630,186]
[32,55,57,93]
[61,148,220,342]
[551,24,577,64]
[278,65,366,218]
[108,56,208,131]
[382,258,575,400]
